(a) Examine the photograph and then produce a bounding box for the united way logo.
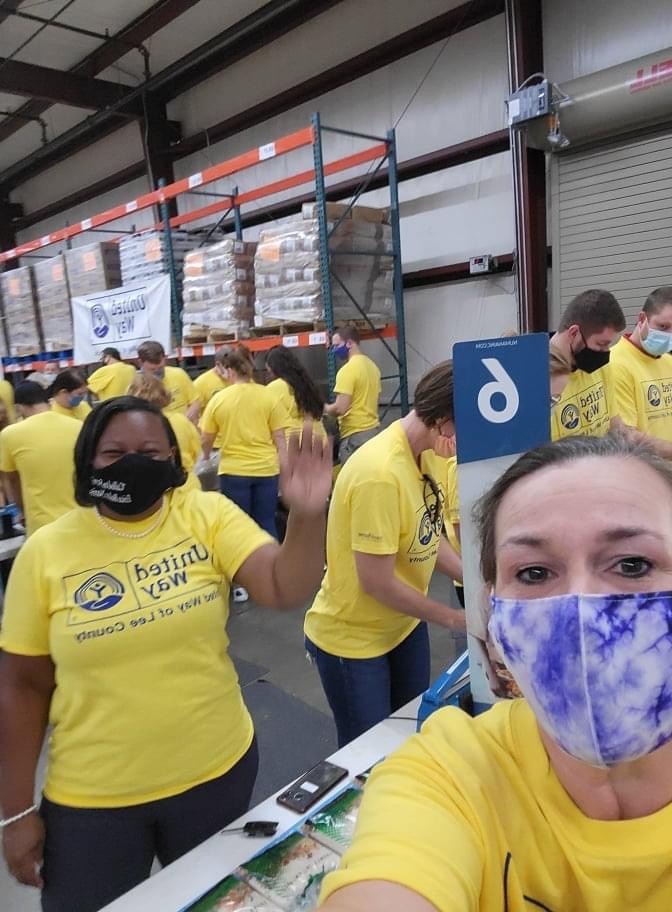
[560,403,580,430]
[74,573,125,612]
[91,303,110,339]
[418,511,433,546]
[648,384,661,407]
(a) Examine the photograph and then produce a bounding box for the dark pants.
[40,739,259,912]
[219,474,279,538]
[306,623,430,748]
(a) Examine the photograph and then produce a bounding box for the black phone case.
[276,761,348,814]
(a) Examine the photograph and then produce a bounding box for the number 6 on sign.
[477,358,519,423]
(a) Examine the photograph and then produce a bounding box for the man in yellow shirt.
[0,381,80,535]
[324,326,381,462]
[87,348,136,401]
[305,362,464,747]
[550,289,625,440]
[193,348,233,415]
[610,286,672,455]
[137,340,198,420]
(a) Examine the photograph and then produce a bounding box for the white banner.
[72,274,171,364]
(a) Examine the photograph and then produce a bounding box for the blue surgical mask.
[332,344,349,358]
[488,590,672,767]
[641,325,672,357]
[69,394,84,408]
[152,368,166,380]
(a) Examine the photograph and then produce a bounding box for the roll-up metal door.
[551,130,672,328]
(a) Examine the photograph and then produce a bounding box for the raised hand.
[278,422,333,518]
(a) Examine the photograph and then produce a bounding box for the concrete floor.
[2,574,465,912]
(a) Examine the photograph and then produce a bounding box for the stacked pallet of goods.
[119,228,206,290]
[33,255,73,351]
[254,203,394,329]
[181,238,257,344]
[65,242,122,297]
[0,266,42,356]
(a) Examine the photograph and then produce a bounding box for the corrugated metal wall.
[551,129,672,326]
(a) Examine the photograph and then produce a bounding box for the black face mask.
[88,453,182,516]
[573,345,610,374]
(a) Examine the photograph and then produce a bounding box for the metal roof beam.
[0,0,202,144]
[0,0,346,190]
[0,58,143,113]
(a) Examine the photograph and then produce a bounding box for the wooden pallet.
[249,317,386,338]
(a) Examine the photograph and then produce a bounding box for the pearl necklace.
[94,498,167,539]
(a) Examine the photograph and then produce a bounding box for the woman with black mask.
[0,396,331,912]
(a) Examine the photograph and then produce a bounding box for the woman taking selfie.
[0,396,331,912]
[320,433,672,911]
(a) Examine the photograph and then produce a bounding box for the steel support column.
[141,100,181,219]
[505,0,548,332]
[0,198,21,270]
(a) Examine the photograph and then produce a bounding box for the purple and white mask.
[488,591,672,767]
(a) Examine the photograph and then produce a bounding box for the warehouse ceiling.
[0,0,343,180]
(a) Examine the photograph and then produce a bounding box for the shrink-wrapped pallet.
[65,242,122,297]
[0,266,42,356]
[119,227,208,288]
[253,206,394,327]
[33,255,73,351]
[181,238,257,343]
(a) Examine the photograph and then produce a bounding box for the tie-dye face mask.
[488,591,672,767]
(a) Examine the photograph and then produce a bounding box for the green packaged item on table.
[307,787,363,850]
[240,831,340,911]
[187,874,283,911]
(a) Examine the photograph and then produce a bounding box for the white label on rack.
[181,346,193,357]
[6,249,15,258]
[309,332,327,346]
[284,335,299,348]
[40,236,50,247]
[259,142,276,160]
[203,345,215,355]
[188,173,203,189]
[81,218,93,230]
[126,200,138,214]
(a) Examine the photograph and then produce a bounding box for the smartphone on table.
[276,760,348,814]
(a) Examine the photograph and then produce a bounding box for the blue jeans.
[219,474,279,538]
[305,622,430,747]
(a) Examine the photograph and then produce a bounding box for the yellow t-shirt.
[161,365,197,414]
[551,363,614,440]
[0,410,80,536]
[51,399,92,422]
[0,486,272,808]
[267,377,326,439]
[322,700,672,911]
[87,362,136,400]
[166,410,201,492]
[0,378,16,423]
[610,335,672,441]
[201,383,288,477]
[193,367,230,410]
[334,353,381,439]
[304,420,448,658]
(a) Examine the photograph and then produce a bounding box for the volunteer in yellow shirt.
[0,395,331,912]
[48,368,92,422]
[610,286,672,453]
[548,289,625,440]
[87,347,136,401]
[201,348,289,541]
[321,434,672,912]
[266,344,326,438]
[324,326,381,462]
[137,339,198,419]
[0,376,16,423]
[193,346,240,415]
[305,362,464,747]
[0,381,80,536]
[128,373,202,492]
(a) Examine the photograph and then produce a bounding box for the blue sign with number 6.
[453,333,550,464]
